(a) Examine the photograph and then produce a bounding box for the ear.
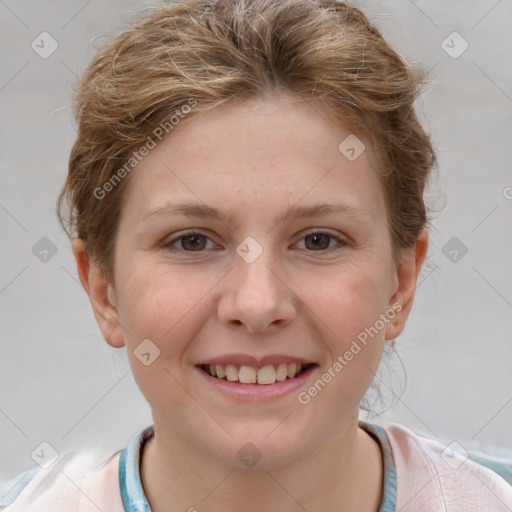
[385,227,428,340]
[71,239,125,348]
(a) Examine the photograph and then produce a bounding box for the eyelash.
[162,230,349,254]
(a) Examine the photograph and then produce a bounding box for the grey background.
[1,0,511,482]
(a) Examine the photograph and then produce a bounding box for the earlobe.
[385,228,429,340]
[71,239,125,348]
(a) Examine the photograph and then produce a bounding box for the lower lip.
[194,365,316,402]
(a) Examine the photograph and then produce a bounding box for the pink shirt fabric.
[1,450,123,511]
[2,422,512,511]
[384,423,512,510]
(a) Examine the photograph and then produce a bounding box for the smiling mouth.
[198,363,315,385]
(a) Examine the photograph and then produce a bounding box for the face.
[78,93,425,469]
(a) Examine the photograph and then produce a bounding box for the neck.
[140,413,383,512]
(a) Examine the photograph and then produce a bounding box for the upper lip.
[195,354,316,367]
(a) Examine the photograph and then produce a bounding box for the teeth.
[257,365,276,385]
[276,363,288,381]
[226,364,238,382]
[204,362,307,384]
[239,365,257,384]
[216,364,225,379]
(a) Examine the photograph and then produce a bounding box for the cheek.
[115,266,211,411]
[116,263,217,353]
[296,263,390,399]
[302,263,391,345]
[296,271,388,418]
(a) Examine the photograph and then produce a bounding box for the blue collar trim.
[360,421,397,512]
[119,425,154,512]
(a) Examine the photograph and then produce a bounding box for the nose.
[217,249,297,334]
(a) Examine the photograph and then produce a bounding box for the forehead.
[121,94,385,222]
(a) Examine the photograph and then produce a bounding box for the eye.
[164,231,216,252]
[296,231,348,251]
[162,230,347,254]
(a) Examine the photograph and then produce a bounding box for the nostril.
[231,320,255,331]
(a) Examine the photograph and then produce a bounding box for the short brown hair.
[57,0,436,283]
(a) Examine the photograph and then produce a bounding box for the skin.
[73,92,428,512]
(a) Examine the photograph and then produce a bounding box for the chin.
[211,426,313,471]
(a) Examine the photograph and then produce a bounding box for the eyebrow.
[141,201,371,226]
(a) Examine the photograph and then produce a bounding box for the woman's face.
[83,94,424,469]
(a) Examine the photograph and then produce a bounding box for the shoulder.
[381,422,512,511]
[0,449,122,511]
